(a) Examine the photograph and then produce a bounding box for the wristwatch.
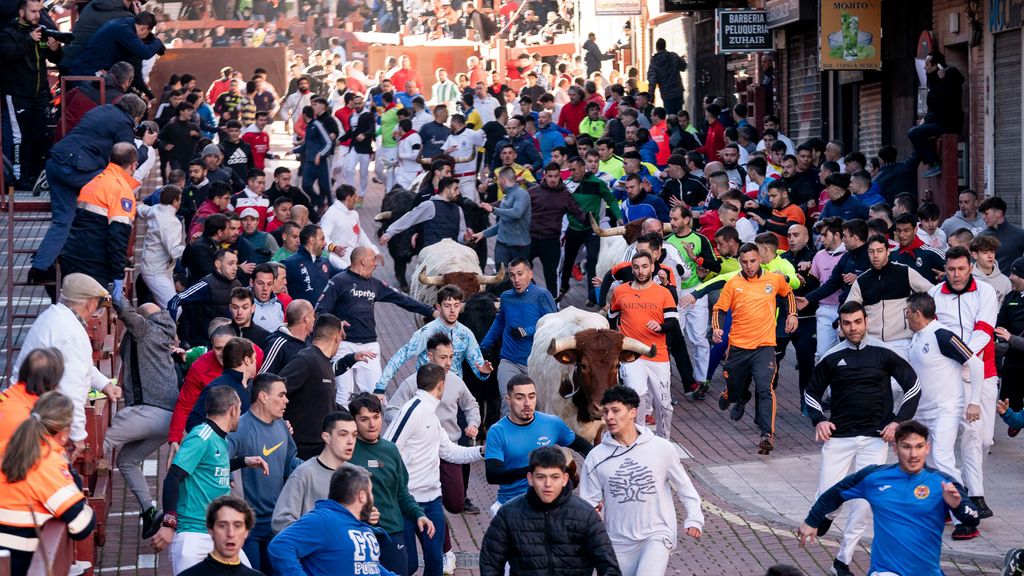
[161,512,178,530]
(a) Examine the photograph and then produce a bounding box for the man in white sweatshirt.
[138,186,186,309]
[384,363,484,576]
[580,385,703,576]
[320,184,379,270]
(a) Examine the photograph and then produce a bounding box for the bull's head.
[548,329,655,421]
[589,213,673,244]
[418,265,505,297]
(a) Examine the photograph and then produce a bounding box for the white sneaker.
[443,550,456,574]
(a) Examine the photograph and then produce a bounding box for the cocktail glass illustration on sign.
[827,12,875,61]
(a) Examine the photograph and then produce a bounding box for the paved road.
[71,125,1016,575]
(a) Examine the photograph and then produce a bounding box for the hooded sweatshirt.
[112,300,179,411]
[579,426,704,548]
[973,262,1011,305]
[527,180,586,239]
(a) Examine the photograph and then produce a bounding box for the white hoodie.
[580,425,704,547]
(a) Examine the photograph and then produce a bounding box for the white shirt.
[384,390,482,501]
[398,132,424,175]
[910,320,983,418]
[755,132,797,156]
[443,128,485,175]
[412,109,434,132]
[138,203,185,276]
[320,200,379,269]
[475,94,500,125]
[11,304,110,441]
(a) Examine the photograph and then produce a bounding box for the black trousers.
[774,317,817,396]
[529,236,561,293]
[1,94,49,185]
[560,227,600,298]
[667,326,695,385]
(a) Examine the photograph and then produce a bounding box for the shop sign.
[716,9,772,53]
[819,0,882,70]
[596,0,643,15]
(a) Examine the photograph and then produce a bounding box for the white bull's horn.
[622,337,655,357]
[548,335,578,356]
[374,211,392,222]
[417,269,445,286]
[589,213,626,237]
[478,264,506,285]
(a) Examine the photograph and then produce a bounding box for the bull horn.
[622,337,656,357]
[662,223,673,235]
[589,213,626,237]
[478,264,506,285]
[547,335,578,356]
[374,211,392,222]
[417,269,446,286]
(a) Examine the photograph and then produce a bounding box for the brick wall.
[932,0,985,194]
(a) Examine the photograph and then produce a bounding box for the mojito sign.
[819,0,882,70]
[716,9,771,54]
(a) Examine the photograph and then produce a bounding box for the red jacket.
[558,100,587,136]
[167,346,264,443]
[207,78,232,107]
[241,125,271,170]
[649,122,670,166]
[189,200,226,238]
[697,120,725,162]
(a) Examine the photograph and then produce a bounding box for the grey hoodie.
[973,262,1012,305]
[579,425,704,548]
[113,299,180,411]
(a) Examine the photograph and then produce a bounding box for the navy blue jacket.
[820,193,869,222]
[48,103,135,175]
[283,247,337,304]
[803,243,871,305]
[315,269,434,344]
[69,16,164,90]
[185,369,251,432]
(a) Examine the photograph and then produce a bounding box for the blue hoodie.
[480,283,556,364]
[268,498,398,576]
[535,123,566,165]
[69,16,164,78]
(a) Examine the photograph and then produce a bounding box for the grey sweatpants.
[104,404,173,509]
[497,359,529,417]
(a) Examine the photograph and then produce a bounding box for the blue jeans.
[301,159,331,211]
[493,242,529,269]
[907,122,945,166]
[33,158,99,271]
[242,520,274,574]
[404,496,444,576]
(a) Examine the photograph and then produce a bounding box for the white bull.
[411,239,503,325]
[528,306,655,443]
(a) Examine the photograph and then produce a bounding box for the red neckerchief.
[399,130,418,141]
[896,235,925,256]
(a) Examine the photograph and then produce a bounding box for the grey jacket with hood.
[113,299,180,411]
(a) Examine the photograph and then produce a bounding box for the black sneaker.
[141,507,164,540]
[718,393,730,411]
[462,499,480,515]
[555,289,569,303]
[730,402,745,421]
[830,558,853,576]
[816,517,834,537]
[974,496,994,519]
[1003,547,1024,576]
[1009,427,1021,438]
[952,524,980,540]
[757,434,774,455]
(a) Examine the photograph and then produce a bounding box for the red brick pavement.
[90,153,1005,575]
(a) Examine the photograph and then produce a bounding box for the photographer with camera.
[69,11,164,98]
[0,0,65,190]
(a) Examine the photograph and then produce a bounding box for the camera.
[38,27,74,43]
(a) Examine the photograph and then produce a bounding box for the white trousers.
[960,376,998,497]
[917,409,963,483]
[334,341,382,407]
[343,152,372,197]
[330,144,350,182]
[376,146,398,191]
[613,537,672,576]
[141,270,177,310]
[814,303,839,362]
[170,531,250,575]
[457,174,479,203]
[397,168,422,191]
[816,435,888,565]
[620,359,672,438]
[680,291,709,381]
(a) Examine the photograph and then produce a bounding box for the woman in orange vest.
[0,348,64,452]
[0,391,95,576]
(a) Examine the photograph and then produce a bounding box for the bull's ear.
[553,350,579,365]
[619,351,641,363]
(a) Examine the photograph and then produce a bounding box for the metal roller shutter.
[994,30,1022,223]
[786,30,821,143]
[858,82,882,160]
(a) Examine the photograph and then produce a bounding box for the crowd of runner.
[3,0,1024,573]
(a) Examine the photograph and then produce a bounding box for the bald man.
[779,223,818,407]
[261,298,316,375]
[107,298,181,538]
[316,246,437,405]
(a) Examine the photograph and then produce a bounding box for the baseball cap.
[1011,257,1024,278]
[239,208,260,220]
[62,273,110,301]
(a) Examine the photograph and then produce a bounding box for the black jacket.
[479,486,621,576]
[219,139,255,183]
[260,328,307,375]
[660,173,708,208]
[804,243,870,305]
[0,18,62,99]
[924,67,965,134]
[169,270,241,348]
[279,345,338,459]
[182,236,219,285]
[646,49,687,102]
